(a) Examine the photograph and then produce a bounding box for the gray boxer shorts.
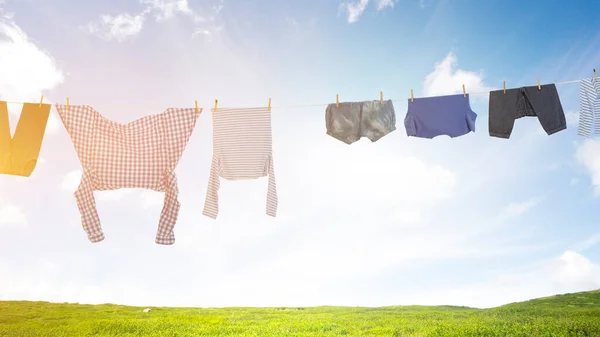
[325,99,396,144]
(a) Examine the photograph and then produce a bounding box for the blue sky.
[1,0,600,309]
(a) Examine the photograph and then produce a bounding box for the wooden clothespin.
[410,89,414,103]
[462,84,466,98]
[39,95,44,107]
[537,78,541,90]
[268,98,271,111]
[594,68,597,81]
[66,97,70,109]
[336,94,339,108]
[379,91,383,104]
[503,81,506,94]
[195,100,199,113]
[213,99,218,112]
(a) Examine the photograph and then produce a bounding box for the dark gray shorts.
[489,84,566,138]
[325,99,396,144]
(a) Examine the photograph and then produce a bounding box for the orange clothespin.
[336,94,339,107]
[195,100,199,113]
[379,91,383,104]
[462,84,466,97]
[66,97,70,109]
[213,99,218,112]
[537,78,541,90]
[410,89,414,103]
[268,98,271,111]
[503,81,506,94]
[594,68,597,81]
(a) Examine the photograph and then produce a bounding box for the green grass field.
[1,290,600,336]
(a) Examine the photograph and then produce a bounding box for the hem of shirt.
[202,210,218,219]
[448,129,474,139]
[489,132,510,139]
[155,235,175,245]
[577,130,592,138]
[546,124,567,136]
[88,232,105,243]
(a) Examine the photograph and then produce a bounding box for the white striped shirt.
[202,107,277,218]
[578,78,600,137]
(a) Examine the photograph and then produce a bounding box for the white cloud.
[573,232,600,252]
[502,197,542,217]
[191,28,210,38]
[423,51,491,97]
[0,17,64,134]
[376,0,396,10]
[85,13,145,42]
[288,148,458,212]
[85,0,218,41]
[575,138,600,195]
[407,250,600,308]
[140,0,201,22]
[0,260,158,305]
[339,0,396,23]
[340,0,369,23]
[550,250,600,289]
[565,110,579,127]
[389,207,422,225]
[95,189,134,201]
[0,242,595,308]
[59,170,82,192]
[0,203,26,226]
[191,27,223,42]
[140,190,163,209]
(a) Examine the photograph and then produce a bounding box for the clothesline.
[0,77,591,111]
[1,72,597,245]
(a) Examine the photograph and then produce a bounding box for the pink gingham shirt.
[202,107,277,218]
[56,105,199,245]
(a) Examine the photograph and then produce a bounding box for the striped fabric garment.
[56,105,200,245]
[578,78,600,137]
[202,107,278,218]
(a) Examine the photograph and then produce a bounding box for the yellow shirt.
[0,101,50,177]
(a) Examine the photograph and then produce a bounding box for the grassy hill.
[1,290,600,336]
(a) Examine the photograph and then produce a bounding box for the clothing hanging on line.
[0,101,50,177]
[55,104,199,245]
[325,99,396,144]
[578,78,600,137]
[488,84,566,139]
[404,94,477,139]
[202,107,278,219]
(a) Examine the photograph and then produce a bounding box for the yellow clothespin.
[336,94,339,107]
[503,81,506,94]
[213,99,218,112]
[66,97,70,109]
[39,95,44,107]
[379,91,383,104]
[594,68,597,81]
[462,84,466,97]
[195,100,199,113]
[268,98,271,111]
[410,89,414,103]
[537,78,541,90]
